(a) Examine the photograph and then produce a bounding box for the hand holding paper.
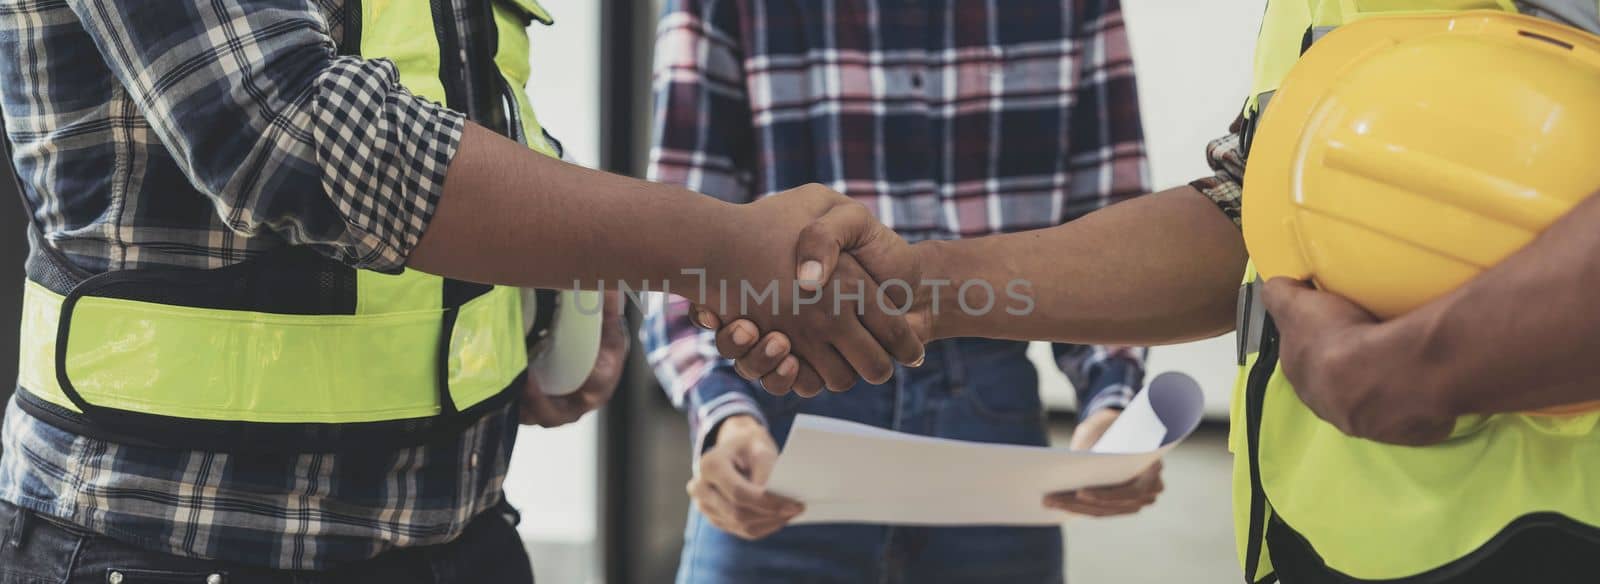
[766,372,1206,526]
[1043,407,1164,517]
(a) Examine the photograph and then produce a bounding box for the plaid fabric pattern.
[643,0,1152,450]
[0,399,516,569]
[313,60,462,265]
[2,0,461,273]
[0,0,508,571]
[1190,119,1245,227]
[1055,344,1148,418]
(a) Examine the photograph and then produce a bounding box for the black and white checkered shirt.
[0,0,514,570]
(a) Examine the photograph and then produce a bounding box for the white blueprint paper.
[766,372,1206,526]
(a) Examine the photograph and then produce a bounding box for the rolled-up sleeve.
[1188,120,1247,229]
[1055,344,1148,421]
[68,0,463,272]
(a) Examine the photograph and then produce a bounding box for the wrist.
[705,413,765,453]
[909,240,954,340]
[720,413,763,434]
[1390,307,1466,418]
[669,198,746,305]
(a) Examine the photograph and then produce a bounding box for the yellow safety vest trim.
[18,281,526,423]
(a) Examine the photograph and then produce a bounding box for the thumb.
[795,202,879,291]
[1261,277,1372,332]
[742,434,781,487]
[1260,277,1314,324]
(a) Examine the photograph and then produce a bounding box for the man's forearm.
[920,186,1247,345]
[410,123,741,296]
[1394,192,1600,415]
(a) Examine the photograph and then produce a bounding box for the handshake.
[664,183,1023,396]
[648,184,1166,540]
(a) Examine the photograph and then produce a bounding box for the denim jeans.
[0,499,534,584]
[677,338,1065,584]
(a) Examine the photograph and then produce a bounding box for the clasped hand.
[695,184,933,396]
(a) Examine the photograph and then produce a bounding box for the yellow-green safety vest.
[1234,1,1600,581]
[12,0,573,453]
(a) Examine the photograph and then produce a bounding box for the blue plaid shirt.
[0,0,512,570]
[642,0,1151,454]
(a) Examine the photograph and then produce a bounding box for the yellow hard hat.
[1243,11,1600,321]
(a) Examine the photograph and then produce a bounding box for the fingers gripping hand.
[697,186,926,395]
[706,253,918,395]
[692,311,813,397]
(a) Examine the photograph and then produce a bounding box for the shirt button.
[108,572,124,584]
[470,452,480,469]
[910,72,924,89]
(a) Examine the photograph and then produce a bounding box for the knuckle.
[810,310,843,331]
[873,319,908,344]
[840,202,870,223]
[863,361,894,384]
[797,221,829,242]
[761,375,788,392]
[729,489,759,506]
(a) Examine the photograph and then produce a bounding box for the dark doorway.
[0,147,24,452]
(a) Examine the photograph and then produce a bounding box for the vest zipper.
[430,0,468,112]
[483,0,531,145]
[480,0,511,136]
[1243,316,1279,584]
[339,0,363,56]
[430,0,496,308]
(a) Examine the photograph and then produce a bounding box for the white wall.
[503,2,605,584]
[1035,1,1265,418]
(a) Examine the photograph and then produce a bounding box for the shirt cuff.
[1066,352,1147,421]
[313,57,466,273]
[1189,131,1244,228]
[690,369,767,456]
[1190,172,1242,228]
[1081,382,1137,421]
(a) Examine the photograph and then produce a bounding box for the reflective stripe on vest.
[18,280,525,423]
[12,0,557,448]
[1234,1,1600,581]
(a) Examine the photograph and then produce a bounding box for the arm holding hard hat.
[1264,190,1600,446]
